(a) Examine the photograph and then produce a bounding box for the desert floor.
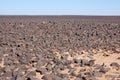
[0,16,120,80]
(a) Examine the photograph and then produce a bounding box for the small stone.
[54,75,62,80]
[103,53,109,57]
[2,66,11,72]
[58,64,65,70]
[110,62,120,68]
[84,71,94,77]
[94,64,102,70]
[42,74,54,80]
[36,68,47,75]
[62,59,72,66]
[11,74,25,80]
[81,76,87,80]
[81,59,89,67]
[53,58,61,65]
[52,67,61,74]
[12,70,24,77]
[105,75,117,78]
[77,72,85,78]
[27,77,39,80]
[16,75,25,80]
[46,64,53,71]
[26,71,36,77]
[37,58,48,66]
[19,58,28,64]
[87,76,96,80]
[26,77,31,80]
[19,65,29,71]
[79,68,86,72]
[117,57,120,59]
[2,71,12,77]
[58,73,69,78]
[88,60,95,66]
[93,71,102,77]
[60,54,68,60]
[71,71,78,77]
[73,59,81,64]
[99,66,110,73]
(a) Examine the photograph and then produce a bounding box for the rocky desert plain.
[0,16,120,80]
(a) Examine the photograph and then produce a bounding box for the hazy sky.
[0,0,120,15]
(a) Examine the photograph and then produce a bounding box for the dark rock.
[27,77,39,80]
[103,53,109,57]
[94,64,101,69]
[52,58,62,65]
[46,63,53,71]
[66,64,74,70]
[61,54,68,59]
[52,67,61,74]
[117,57,120,59]
[77,71,97,80]
[58,73,69,78]
[42,74,54,80]
[88,60,95,66]
[110,62,120,69]
[79,74,97,80]
[77,72,85,78]
[36,68,47,75]
[84,71,94,77]
[73,59,81,64]
[81,76,87,80]
[26,77,31,80]
[80,59,89,67]
[57,64,65,70]
[79,68,86,72]
[99,66,110,73]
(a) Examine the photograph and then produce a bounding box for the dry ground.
[0,16,120,80]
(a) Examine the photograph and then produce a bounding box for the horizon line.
[0,15,120,17]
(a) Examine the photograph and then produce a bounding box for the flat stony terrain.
[0,16,120,80]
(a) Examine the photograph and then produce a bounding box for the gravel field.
[0,16,120,80]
